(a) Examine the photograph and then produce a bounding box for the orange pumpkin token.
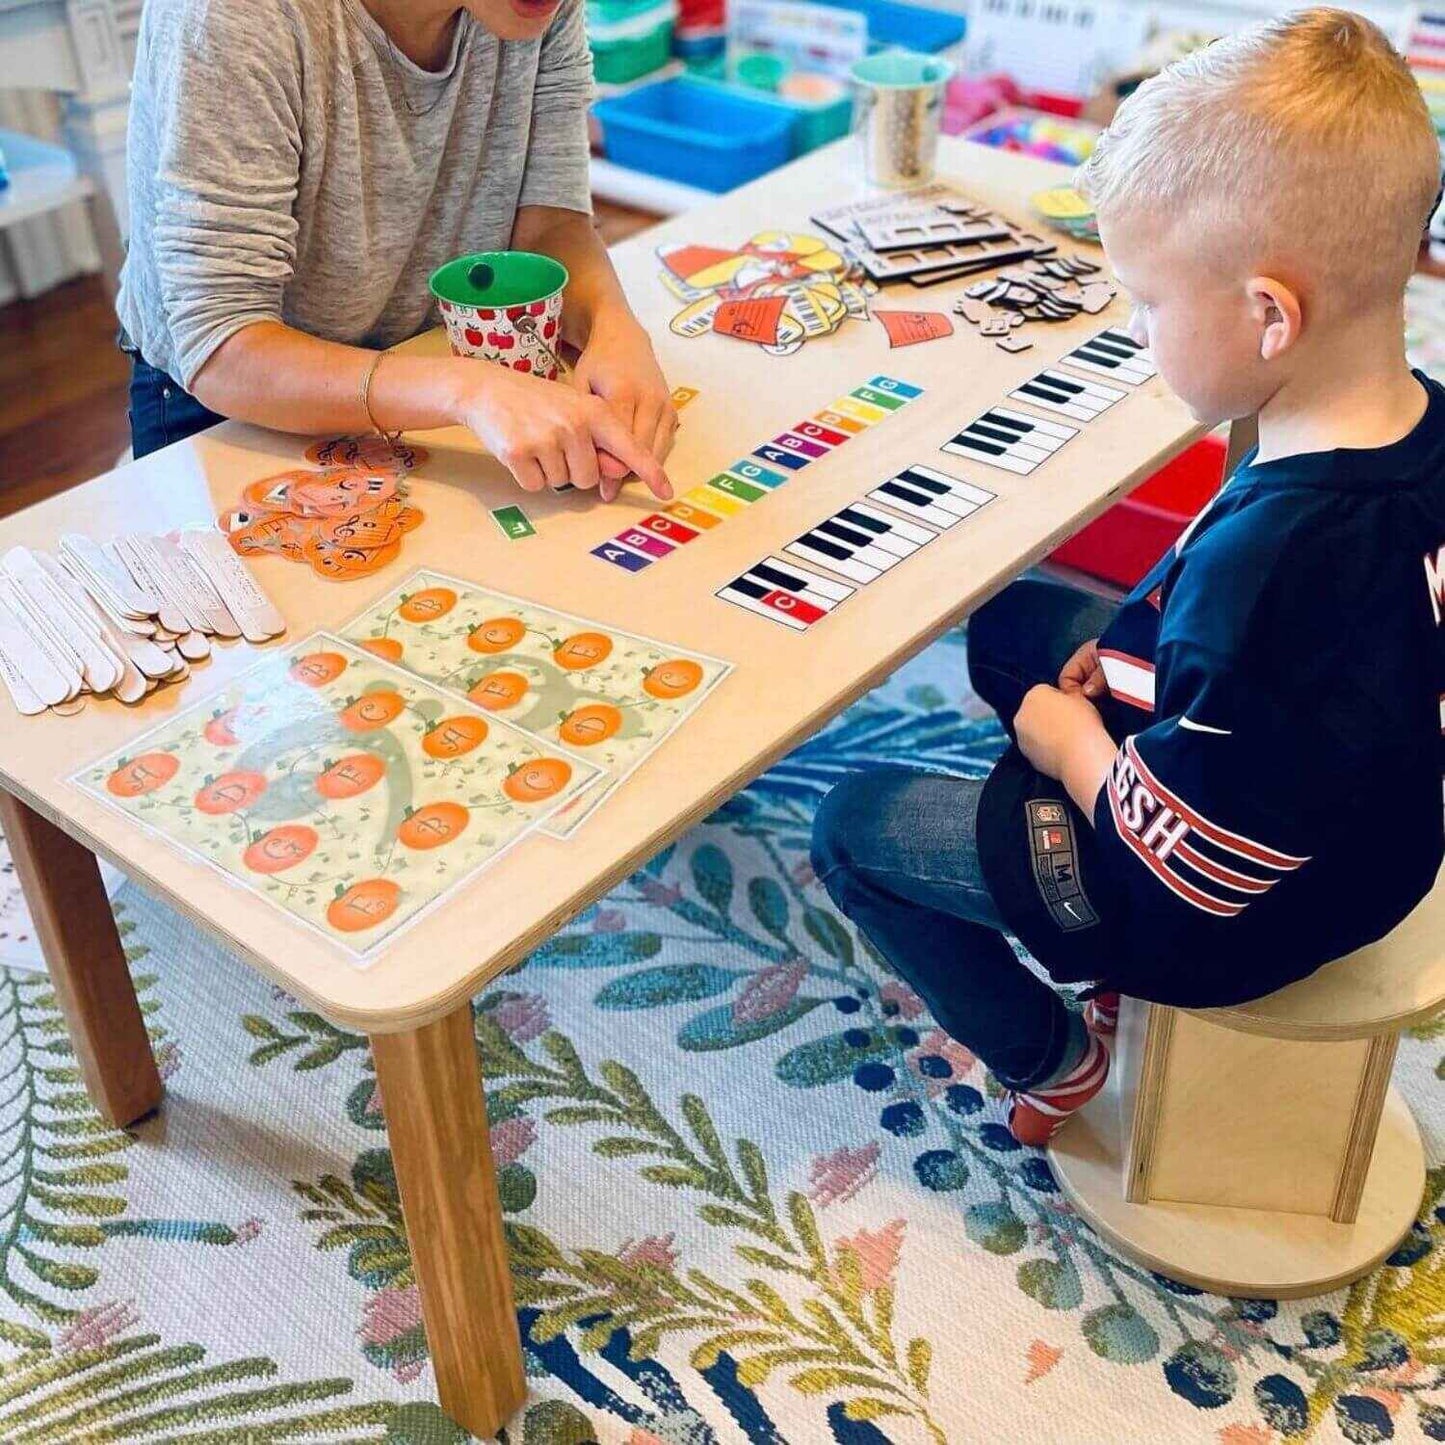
[468,670,529,711]
[503,757,573,803]
[559,702,623,747]
[106,752,179,798]
[397,801,470,850]
[339,691,406,732]
[467,617,526,653]
[194,770,268,815]
[243,824,319,874]
[290,651,348,687]
[554,631,613,671]
[422,716,489,759]
[398,587,457,623]
[327,878,402,933]
[358,637,404,663]
[305,537,402,582]
[315,752,387,800]
[644,658,705,699]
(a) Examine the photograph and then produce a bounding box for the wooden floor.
[0,200,659,520]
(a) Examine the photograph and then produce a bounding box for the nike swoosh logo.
[1063,901,1079,918]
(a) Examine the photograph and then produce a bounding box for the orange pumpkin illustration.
[554,631,613,671]
[339,691,406,732]
[289,651,348,688]
[106,752,179,798]
[398,587,457,623]
[194,770,268,815]
[467,617,526,653]
[422,716,489,759]
[468,670,529,711]
[503,757,573,803]
[315,752,386,800]
[243,824,319,874]
[358,637,404,663]
[558,703,623,747]
[643,658,704,699]
[203,709,240,747]
[397,801,470,850]
[326,878,402,933]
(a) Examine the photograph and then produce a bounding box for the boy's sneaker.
[1007,1033,1110,1147]
[1083,991,1120,1037]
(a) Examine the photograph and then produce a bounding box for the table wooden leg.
[371,1004,526,1438]
[0,791,161,1127]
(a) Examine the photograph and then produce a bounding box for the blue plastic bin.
[819,0,965,53]
[594,77,795,192]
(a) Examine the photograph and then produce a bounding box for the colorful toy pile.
[218,436,428,583]
[658,230,876,356]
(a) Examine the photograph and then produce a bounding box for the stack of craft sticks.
[0,532,284,716]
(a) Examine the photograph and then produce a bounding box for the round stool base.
[1048,1084,1425,1299]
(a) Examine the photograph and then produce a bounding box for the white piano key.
[785,500,936,584]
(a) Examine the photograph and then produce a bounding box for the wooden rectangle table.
[0,139,1202,1438]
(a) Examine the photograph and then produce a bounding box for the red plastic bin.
[1049,435,1227,588]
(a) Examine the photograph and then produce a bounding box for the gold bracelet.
[359,350,403,445]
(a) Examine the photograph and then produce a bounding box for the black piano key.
[801,532,850,561]
[729,575,769,600]
[817,518,874,549]
[953,434,1005,457]
[899,468,948,494]
[879,480,934,508]
[1039,372,1084,394]
[753,561,808,591]
[1019,382,1070,404]
[837,506,890,534]
[1087,337,1135,360]
[970,421,1026,445]
[981,410,1033,434]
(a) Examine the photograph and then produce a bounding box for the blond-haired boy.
[813,9,1445,1144]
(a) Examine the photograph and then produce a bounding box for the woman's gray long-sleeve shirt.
[117,0,593,388]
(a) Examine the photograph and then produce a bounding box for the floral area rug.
[2,625,1444,1444]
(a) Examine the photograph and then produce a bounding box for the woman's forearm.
[189,321,478,436]
[510,205,632,348]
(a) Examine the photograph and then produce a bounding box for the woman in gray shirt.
[118,0,674,501]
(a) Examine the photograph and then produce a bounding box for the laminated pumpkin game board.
[340,572,732,835]
[72,635,601,960]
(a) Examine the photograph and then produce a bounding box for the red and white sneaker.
[1083,991,1120,1037]
[1007,1033,1110,1147]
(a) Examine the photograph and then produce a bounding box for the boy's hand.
[1058,638,1107,699]
[1017,684,1118,817]
[455,361,672,503]
[571,312,679,470]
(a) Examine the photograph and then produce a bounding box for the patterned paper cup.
[430,251,569,379]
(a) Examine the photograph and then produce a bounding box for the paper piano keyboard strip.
[592,376,924,572]
[867,465,996,530]
[941,405,1078,476]
[785,501,936,585]
[716,555,855,631]
[1057,328,1158,386]
[1009,368,1126,423]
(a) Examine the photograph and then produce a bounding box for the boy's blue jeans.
[811,579,1116,1091]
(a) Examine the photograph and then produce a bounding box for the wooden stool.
[1049,880,1445,1298]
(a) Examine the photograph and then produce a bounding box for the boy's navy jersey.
[979,374,1445,1008]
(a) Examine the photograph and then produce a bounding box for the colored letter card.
[340,571,731,836]
[72,636,602,962]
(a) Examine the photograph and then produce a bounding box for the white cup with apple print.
[430,250,568,380]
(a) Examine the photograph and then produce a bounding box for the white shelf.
[589,155,711,216]
[0,128,92,231]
